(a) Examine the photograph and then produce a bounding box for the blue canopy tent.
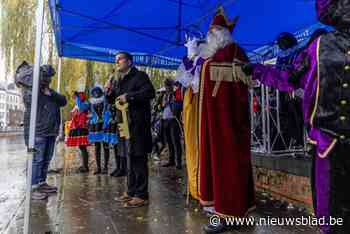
[48,0,323,68]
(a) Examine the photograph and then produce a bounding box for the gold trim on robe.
[183,87,200,199]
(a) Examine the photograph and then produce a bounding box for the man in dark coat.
[106,52,155,207]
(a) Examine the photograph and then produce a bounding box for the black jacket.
[107,67,155,156]
[23,89,67,146]
[313,31,350,139]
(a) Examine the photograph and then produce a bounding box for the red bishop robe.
[199,43,255,217]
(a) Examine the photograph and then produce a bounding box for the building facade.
[0,82,24,128]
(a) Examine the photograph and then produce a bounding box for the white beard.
[199,28,233,59]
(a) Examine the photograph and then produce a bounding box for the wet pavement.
[0,136,27,233]
[2,136,322,234]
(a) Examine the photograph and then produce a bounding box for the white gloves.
[185,36,200,60]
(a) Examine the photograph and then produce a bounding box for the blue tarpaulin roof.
[48,0,321,68]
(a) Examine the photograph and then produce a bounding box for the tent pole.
[24,0,45,233]
[48,57,63,174]
[57,57,64,139]
[57,58,62,92]
[176,0,182,44]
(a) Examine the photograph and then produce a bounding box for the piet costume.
[274,32,305,149]
[247,0,350,232]
[198,7,255,219]
[88,85,118,145]
[66,92,89,147]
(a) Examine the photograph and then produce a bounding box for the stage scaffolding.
[250,83,307,157]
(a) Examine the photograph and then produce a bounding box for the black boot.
[176,159,182,170]
[101,144,110,174]
[110,155,121,176]
[203,220,240,234]
[102,159,109,174]
[79,146,89,173]
[110,169,118,176]
[94,143,102,175]
[111,157,126,177]
[78,166,89,173]
[94,167,101,175]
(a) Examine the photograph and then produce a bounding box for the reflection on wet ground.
[4,141,321,234]
[0,136,27,233]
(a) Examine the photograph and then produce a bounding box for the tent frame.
[24,0,45,233]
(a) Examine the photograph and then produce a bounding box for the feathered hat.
[316,0,350,27]
[89,85,104,105]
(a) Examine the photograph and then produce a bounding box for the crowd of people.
[13,0,350,233]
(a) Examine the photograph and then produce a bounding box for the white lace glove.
[175,63,191,88]
[185,36,200,60]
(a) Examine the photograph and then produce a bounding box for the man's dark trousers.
[127,154,148,200]
[163,118,182,167]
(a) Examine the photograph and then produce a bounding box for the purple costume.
[251,0,350,233]
[253,41,335,158]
